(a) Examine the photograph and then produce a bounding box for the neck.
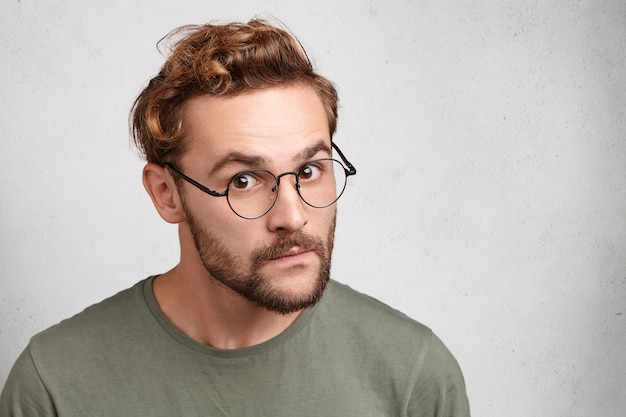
[152,264,301,349]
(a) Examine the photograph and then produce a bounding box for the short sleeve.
[407,334,471,417]
[0,346,58,417]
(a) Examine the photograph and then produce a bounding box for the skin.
[142,85,337,349]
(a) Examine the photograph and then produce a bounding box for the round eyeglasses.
[167,142,357,220]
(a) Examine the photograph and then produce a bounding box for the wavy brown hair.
[131,19,338,165]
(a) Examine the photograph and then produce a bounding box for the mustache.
[252,232,326,265]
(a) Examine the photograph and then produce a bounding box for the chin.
[253,269,330,315]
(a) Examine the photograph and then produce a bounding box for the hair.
[130,19,338,166]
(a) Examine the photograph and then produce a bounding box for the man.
[1,19,470,416]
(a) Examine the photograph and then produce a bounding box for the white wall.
[1,1,624,416]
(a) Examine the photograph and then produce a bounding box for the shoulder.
[1,279,154,415]
[315,280,436,367]
[317,281,470,415]
[32,280,147,342]
[27,279,153,372]
[321,280,433,338]
[320,281,463,365]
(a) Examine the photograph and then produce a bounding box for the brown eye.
[299,163,322,182]
[230,172,258,191]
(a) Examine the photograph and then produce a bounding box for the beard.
[183,205,336,315]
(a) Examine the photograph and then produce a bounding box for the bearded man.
[1,19,470,417]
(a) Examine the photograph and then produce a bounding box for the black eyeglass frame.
[166,141,357,219]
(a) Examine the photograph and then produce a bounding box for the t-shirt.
[1,278,470,416]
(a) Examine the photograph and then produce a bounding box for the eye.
[299,162,323,182]
[230,172,259,191]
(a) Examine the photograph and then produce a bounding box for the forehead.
[181,85,331,168]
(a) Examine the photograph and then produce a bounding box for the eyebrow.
[208,140,332,176]
[208,153,269,176]
[296,140,332,161]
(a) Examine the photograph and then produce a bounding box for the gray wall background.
[1,1,624,416]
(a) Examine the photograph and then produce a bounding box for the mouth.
[269,246,314,261]
[254,232,325,268]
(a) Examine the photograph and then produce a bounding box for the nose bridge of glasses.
[272,171,305,208]
[275,171,300,188]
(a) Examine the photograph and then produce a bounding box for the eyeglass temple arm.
[331,142,357,176]
[166,165,227,197]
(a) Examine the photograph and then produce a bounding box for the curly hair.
[130,19,338,165]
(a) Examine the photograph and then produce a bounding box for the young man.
[1,19,470,416]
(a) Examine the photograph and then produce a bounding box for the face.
[176,85,337,315]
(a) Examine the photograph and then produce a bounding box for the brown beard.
[184,205,335,315]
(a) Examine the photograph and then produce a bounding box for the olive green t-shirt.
[1,278,470,416]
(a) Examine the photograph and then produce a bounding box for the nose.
[265,173,308,232]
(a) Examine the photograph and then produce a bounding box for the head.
[134,20,350,315]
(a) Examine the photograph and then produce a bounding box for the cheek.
[209,211,263,254]
[315,207,337,236]
[210,217,253,249]
[186,194,253,247]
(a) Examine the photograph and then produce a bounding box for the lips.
[270,246,313,260]
[251,232,325,268]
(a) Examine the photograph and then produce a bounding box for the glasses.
[167,142,357,219]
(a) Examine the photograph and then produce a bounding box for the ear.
[142,163,186,224]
